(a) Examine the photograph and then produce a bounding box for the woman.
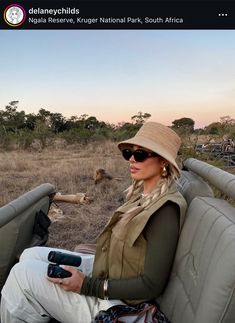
[0,122,187,323]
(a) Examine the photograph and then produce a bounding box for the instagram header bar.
[1,1,235,29]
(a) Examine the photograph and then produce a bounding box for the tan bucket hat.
[118,122,181,174]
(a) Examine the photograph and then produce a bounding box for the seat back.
[160,197,235,323]
[177,170,214,205]
[0,183,55,292]
[160,158,235,323]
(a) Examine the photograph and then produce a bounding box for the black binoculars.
[47,251,82,279]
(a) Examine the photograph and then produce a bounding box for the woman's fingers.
[47,265,85,293]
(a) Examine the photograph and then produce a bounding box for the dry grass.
[0,141,131,250]
[1,141,235,251]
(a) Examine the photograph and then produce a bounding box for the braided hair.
[126,163,179,208]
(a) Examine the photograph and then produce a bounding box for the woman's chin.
[130,174,142,181]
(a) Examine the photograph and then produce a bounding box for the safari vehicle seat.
[1,159,235,323]
[159,158,235,323]
[177,164,214,205]
[0,183,55,293]
[50,158,235,323]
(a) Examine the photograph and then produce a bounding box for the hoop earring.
[162,166,168,178]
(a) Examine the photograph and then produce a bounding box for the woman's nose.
[129,155,136,162]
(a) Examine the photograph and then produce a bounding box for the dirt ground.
[0,142,130,251]
[47,178,128,250]
[0,143,234,251]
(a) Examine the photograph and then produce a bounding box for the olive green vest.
[92,185,187,281]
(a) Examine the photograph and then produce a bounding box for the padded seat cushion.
[160,196,235,323]
[177,171,214,205]
[0,184,55,292]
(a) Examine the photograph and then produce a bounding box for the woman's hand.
[47,265,85,293]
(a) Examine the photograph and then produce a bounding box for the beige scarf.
[114,198,144,230]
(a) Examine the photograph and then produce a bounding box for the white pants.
[0,247,122,323]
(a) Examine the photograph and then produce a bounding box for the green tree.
[131,111,151,125]
[24,113,38,131]
[84,116,100,129]
[220,116,235,137]
[49,112,66,133]
[204,117,235,138]
[3,101,26,133]
[220,115,235,127]
[204,122,221,135]
[37,108,51,125]
[34,120,52,149]
[114,122,140,141]
[172,117,195,133]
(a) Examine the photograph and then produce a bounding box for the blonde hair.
[126,163,179,208]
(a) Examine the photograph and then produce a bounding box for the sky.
[0,30,235,128]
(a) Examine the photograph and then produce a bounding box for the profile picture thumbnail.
[4,4,26,27]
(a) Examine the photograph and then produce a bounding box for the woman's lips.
[130,166,139,173]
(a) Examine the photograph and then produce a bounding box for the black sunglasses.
[121,148,158,162]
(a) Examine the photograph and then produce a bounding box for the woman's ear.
[159,158,168,168]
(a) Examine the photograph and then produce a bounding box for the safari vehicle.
[194,143,205,152]
[198,143,222,155]
[0,183,55,293]
[195,143,222,155]
[0,158,235,323]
